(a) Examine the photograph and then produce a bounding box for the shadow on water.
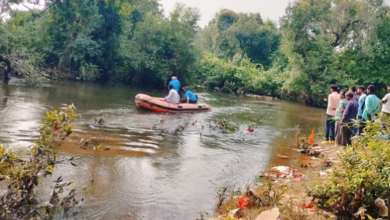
[0,79,325,220]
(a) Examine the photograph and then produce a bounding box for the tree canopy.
[278,0,390,104]
[0,0,200,87]
[1,0,390,104]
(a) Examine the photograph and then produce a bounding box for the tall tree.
[46,0,131,80]
[200,10,280,68]
[114,3,200,86]
[279,0,389,104]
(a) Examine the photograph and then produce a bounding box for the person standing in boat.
[165,85,180,104]
[180,86,198,104]
[168,76,181,93]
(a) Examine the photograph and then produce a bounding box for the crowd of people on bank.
[324,84,390,146]
[165,76,198,104]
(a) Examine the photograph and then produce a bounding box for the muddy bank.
[211,136,341,220]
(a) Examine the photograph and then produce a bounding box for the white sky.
[159,0,390,27]
[159,0,295,27]
[2,0,390,25]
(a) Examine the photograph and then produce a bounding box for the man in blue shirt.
[168,76,181,93]
[340,92,358,146]
[353,85,367,136]
[180,86,198,104]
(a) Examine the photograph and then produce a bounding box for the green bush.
[308,117,390,219]
[195,54,281,95]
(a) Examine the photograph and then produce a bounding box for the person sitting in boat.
[165,85,180,104]
[168,76,181,93]
[180,86,198,104]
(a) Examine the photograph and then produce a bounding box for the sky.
[159,0,295,27]
[2,0,390,25]
[159,0,390,27]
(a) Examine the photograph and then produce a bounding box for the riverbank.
[209,138,342,220]
[269,142,340,219]
[211,115,390,220]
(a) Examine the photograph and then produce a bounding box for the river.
[0,79,325,220]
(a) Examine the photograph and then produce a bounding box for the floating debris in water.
[276,154,288,159]
[175,125,185,132]
[94,111,106,124]
[159,114,165,124]
[215,117,239,132]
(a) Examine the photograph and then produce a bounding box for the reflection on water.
[0,79,325,220]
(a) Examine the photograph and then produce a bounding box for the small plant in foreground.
[0,104,78,219]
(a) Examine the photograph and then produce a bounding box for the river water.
[0,79,325,220]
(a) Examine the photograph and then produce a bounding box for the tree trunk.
[0,54,12,81]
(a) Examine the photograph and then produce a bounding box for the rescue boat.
[135,93,211,113]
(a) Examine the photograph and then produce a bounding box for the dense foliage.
[1,0,390,103]
[278,0,390,105]
[194,54,282,95]
[198,0,390,103]
[200,10,280,68]
[196,10,282,95]
[116,3,200,85]
[0,0,200,87]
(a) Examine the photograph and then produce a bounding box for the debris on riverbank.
[206,141,340,220]
[203,125,345,220]
[207,119,390,220]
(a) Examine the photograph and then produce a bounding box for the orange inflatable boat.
[135,93,211,113]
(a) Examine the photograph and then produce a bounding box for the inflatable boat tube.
[135,93,211,113]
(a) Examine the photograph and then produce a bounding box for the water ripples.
[0,80,325,220]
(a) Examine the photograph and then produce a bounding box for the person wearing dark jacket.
[353,85,367,136]
[340,92,358,146]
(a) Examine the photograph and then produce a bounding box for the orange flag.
[308,128,315,146]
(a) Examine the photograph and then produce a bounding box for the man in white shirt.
[381,84,390,116]
[165,85,180,104]
[323,84,340,144]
